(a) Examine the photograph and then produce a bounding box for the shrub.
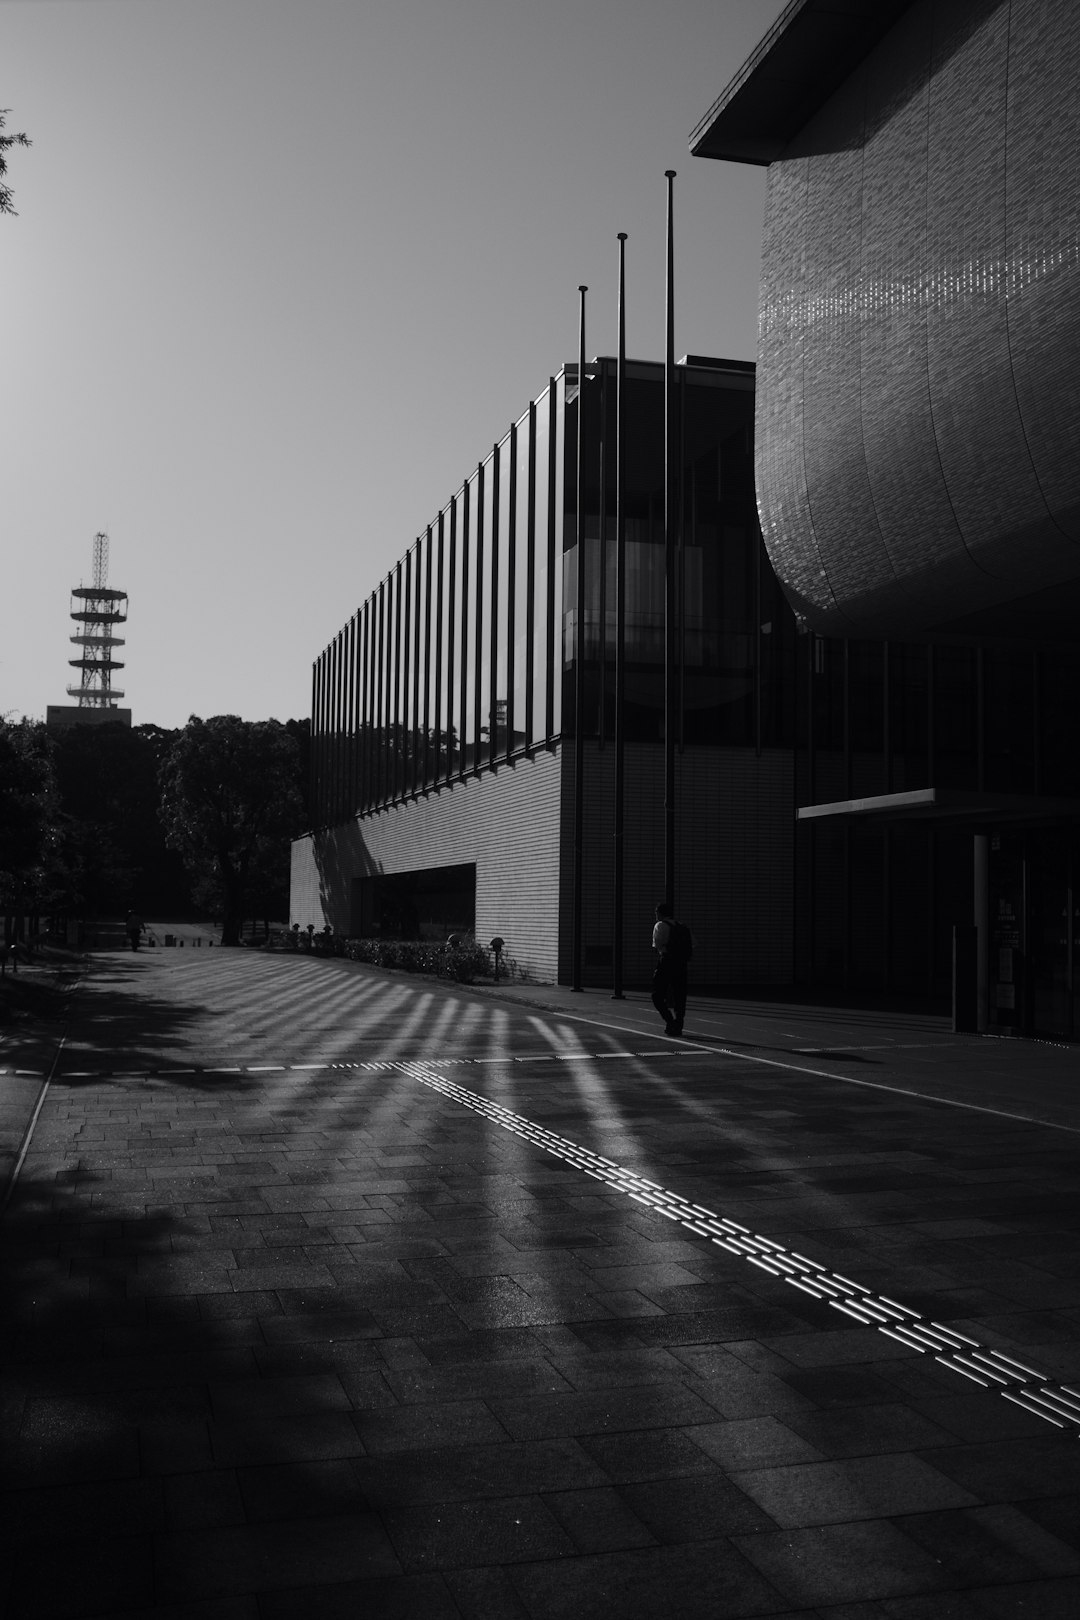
[341,936,498,984]
[442,940,491,982]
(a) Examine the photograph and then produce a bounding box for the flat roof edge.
[689,0,812,159]
[690,0,914,165]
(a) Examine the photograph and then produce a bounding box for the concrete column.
[974,832,989,1032]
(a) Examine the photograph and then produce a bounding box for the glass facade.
[796,632,1080,1035]
[311,357,780,826]
[308,354,1080,1031]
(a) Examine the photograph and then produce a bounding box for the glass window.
[532,388,551,744]
[393,563,405,799]
[551,376,566,736]
[327,636,337,822]
[348,620,357,812]
[424,528,437,787]
[346,623,355,813]
[561,372,580,732]
[888,641,929,790]
[432,515,445,781]
[401,555,413,795]
[984,646,1034,793]
[400,566,410,797]
[808,635,846,799]
[478,457,493,766]
[375,581,387,804]
[409,540,422,794]
[849,640,884,756]
[609,372,663,742]
[388,571,399,801]
[514,409,531,751]
[324,639,334,822]
[361,600,373,812]
[934,645,978,790]
[444,499,458,779]
[312,653,321,824]
[1041,646,1080,796]
[679,408,759,745]
[494,433,511,759]
[461,475,476,769]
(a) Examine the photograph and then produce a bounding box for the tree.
[158,716,304,945]
[0,718,59,934]
[0,111,30,216]
[51,721,191,916]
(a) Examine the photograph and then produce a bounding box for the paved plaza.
[2,948,1080,1618]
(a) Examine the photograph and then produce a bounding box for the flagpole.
[571,284,587,992]
[612,234,627,999]
[664,171,677,911]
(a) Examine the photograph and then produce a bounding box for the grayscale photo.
[3,2,1080,1615]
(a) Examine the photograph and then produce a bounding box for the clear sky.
[2,0,783,731]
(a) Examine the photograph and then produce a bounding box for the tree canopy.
[158,716,305,945]
[0,718,58,916]
[0,110,30,216]
[51,721,191,916]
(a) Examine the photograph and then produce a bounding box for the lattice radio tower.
[68,531,128,708]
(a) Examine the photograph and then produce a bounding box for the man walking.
[651,901,692,1037]
[125,911,144,951]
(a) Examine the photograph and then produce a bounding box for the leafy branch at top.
[1,110,31,216]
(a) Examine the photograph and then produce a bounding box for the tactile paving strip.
[18,1048,688,1081]
[397,1059,1080,1438]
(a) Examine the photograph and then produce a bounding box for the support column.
[974,832,989,1032]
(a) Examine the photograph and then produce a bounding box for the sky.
[1,0,785,731]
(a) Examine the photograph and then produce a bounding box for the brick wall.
[293,740,795,988]
[291,749,563,982]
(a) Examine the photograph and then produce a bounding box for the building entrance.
[351,863,476,943]
[989,832,1079,1041]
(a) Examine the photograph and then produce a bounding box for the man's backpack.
[665,920,693,963]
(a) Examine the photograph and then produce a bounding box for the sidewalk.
[0,950,82,1208]
[2,949,1079,1617]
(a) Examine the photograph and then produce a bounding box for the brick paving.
[2,949,1079,1618]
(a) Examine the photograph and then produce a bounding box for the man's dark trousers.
[651,954,687,1032]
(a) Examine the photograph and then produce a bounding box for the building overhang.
[797,788,1080,828]
[690,0,914,164]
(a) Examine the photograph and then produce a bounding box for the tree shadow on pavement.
[0,1163,407,1618]
[23,956,263,1094]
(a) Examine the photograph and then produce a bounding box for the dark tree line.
[159,716,307,946]
[1,714,310,947]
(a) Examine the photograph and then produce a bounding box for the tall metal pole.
[572,285,587,991]
[612,235,627,999]
[664,170,677,911]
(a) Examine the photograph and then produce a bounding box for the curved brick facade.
[757,0,1080,637]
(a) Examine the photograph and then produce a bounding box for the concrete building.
[46,706,132,730]
[296,0,1080,1038]
[691,0,1080,1036]
[291,356,800,988]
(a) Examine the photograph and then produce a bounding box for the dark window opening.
[353,862,476,942]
